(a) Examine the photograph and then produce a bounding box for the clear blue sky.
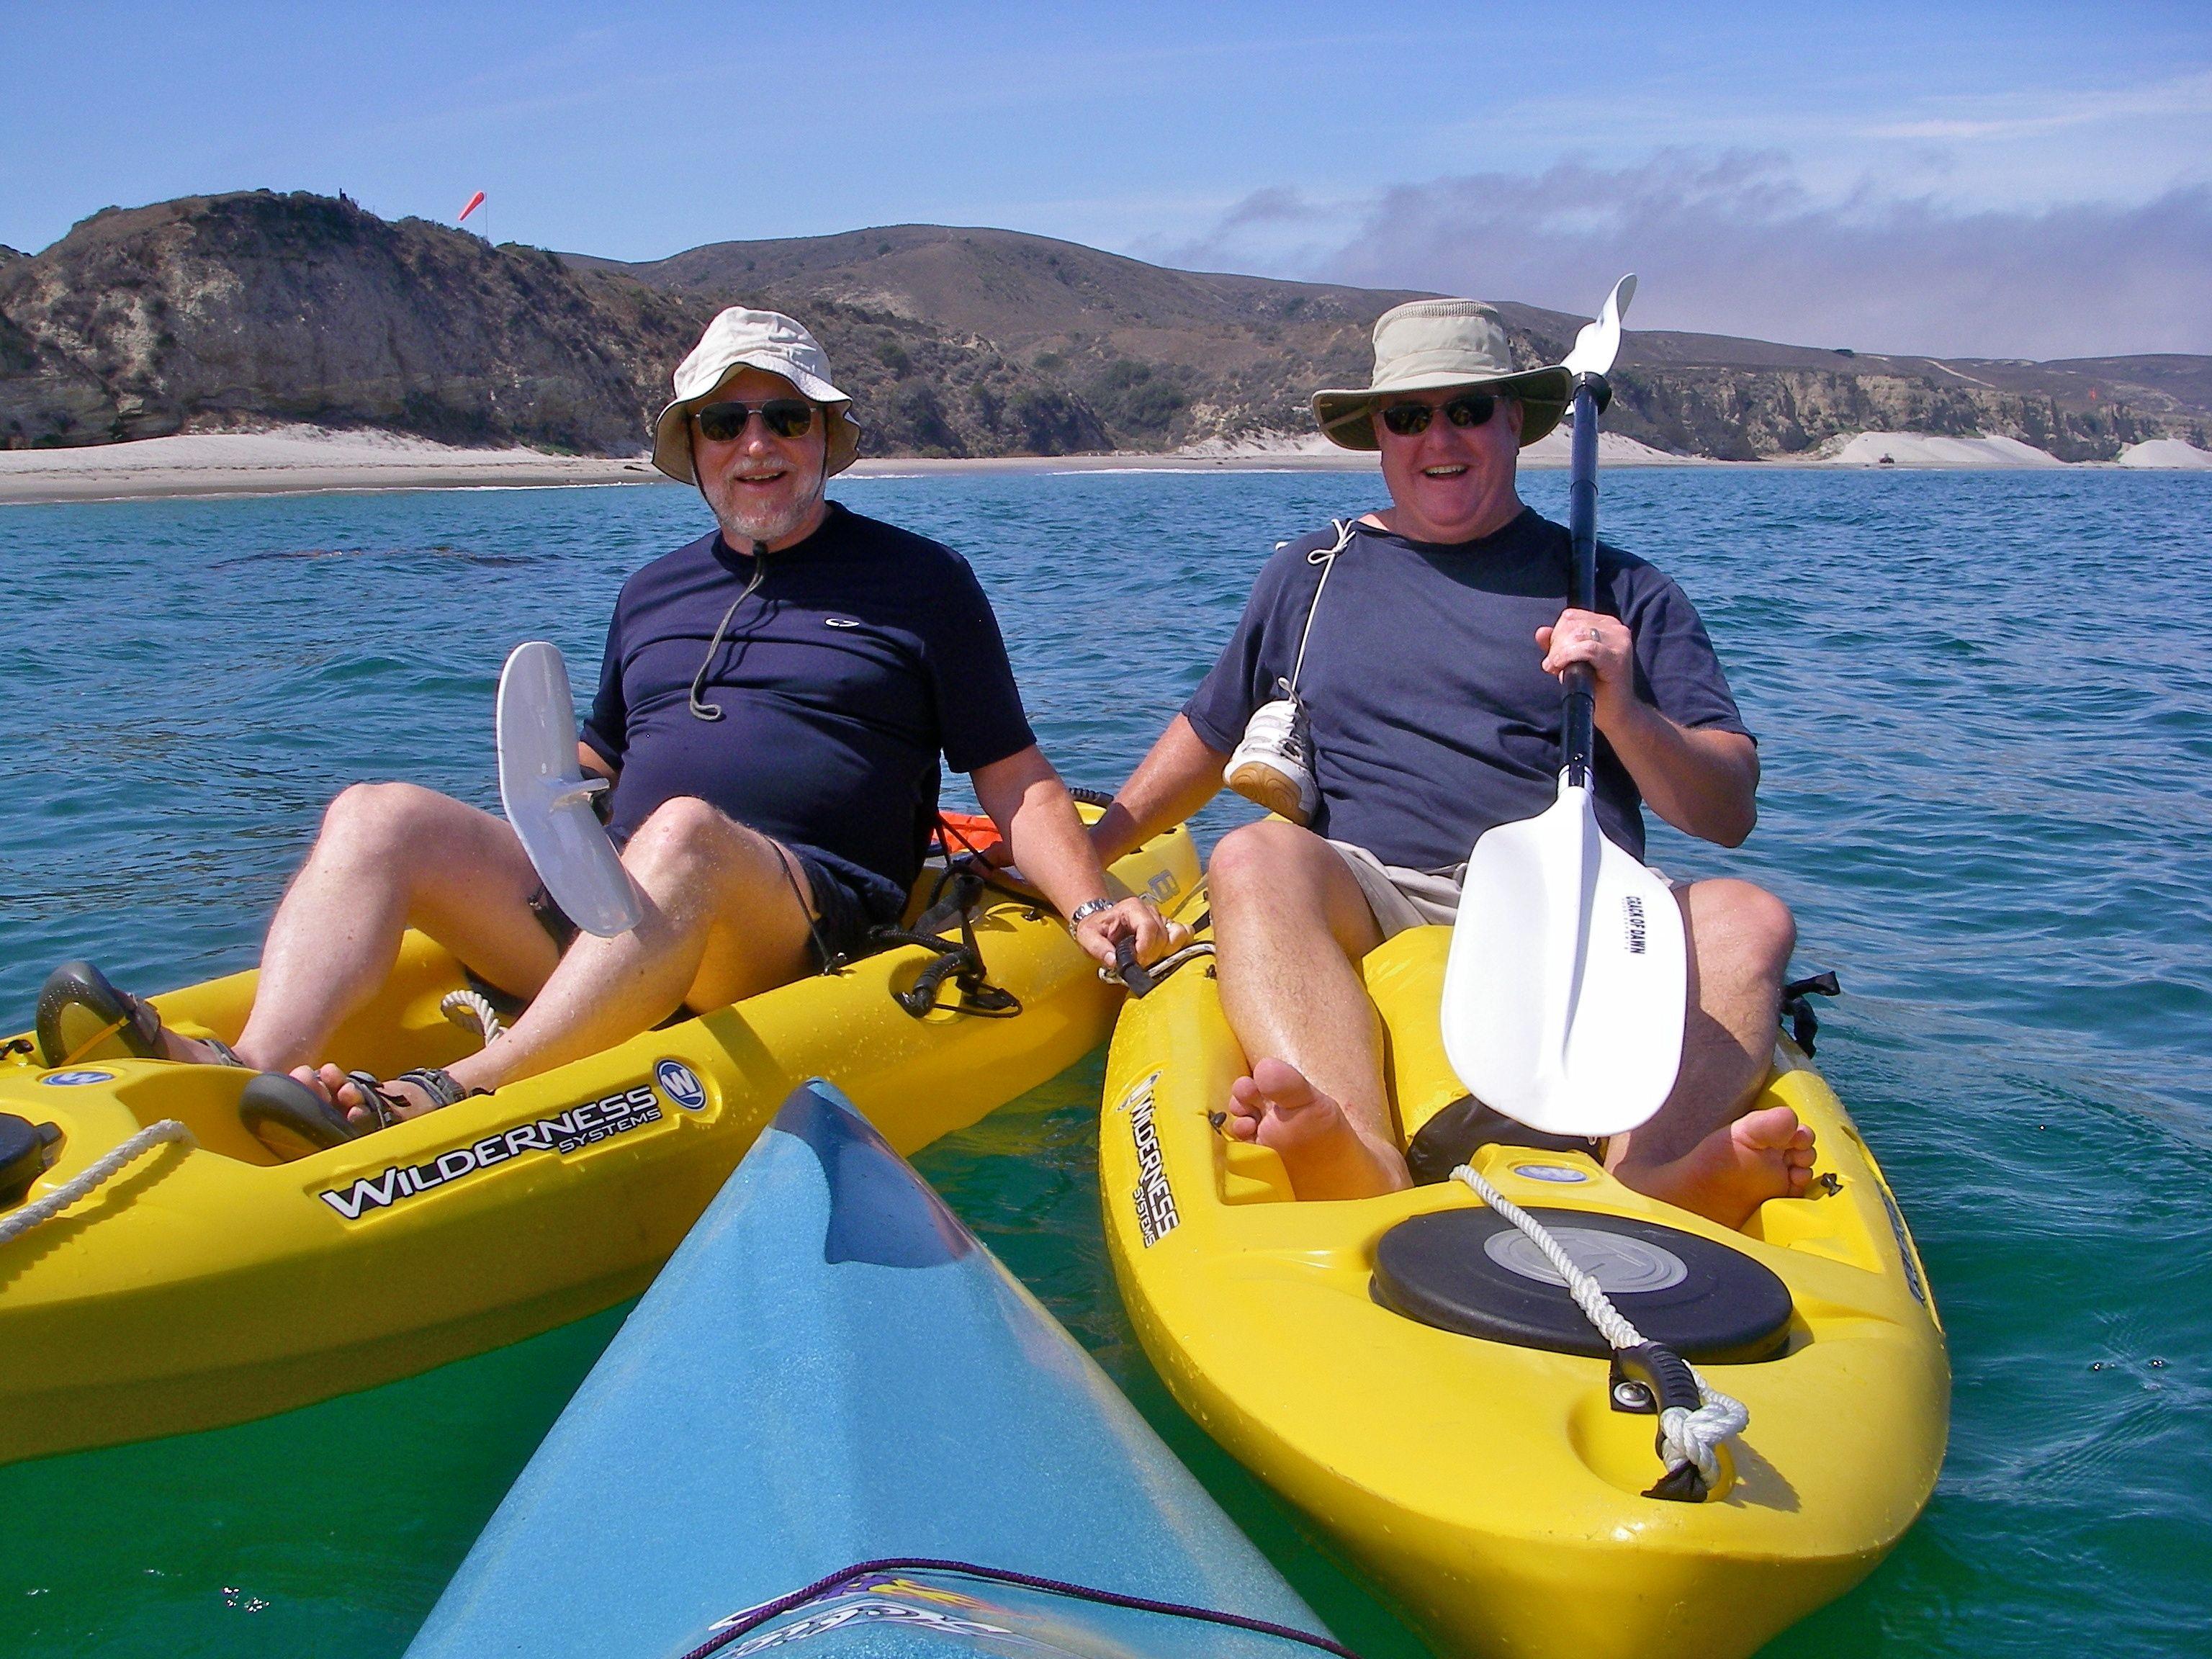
[4,1,2206,356]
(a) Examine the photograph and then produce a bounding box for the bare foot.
[1622,1105,1817,1228]
[288,1064,444,1130]
[1224,1058,1409,1200]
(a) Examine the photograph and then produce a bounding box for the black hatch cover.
[1372,1206,1794,1363]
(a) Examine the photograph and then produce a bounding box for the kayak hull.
[1100,920,1949,1659]
[405,1078,1331,1658]
[0,829,1197,1465]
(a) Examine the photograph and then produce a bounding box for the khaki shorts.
[1327,839,1686,942]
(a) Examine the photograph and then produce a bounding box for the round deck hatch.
[1372,1207,1793,1362]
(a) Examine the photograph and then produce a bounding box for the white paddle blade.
[1441,780,1685,1138]
[1562,274,1638,379]
[497,641,643,938]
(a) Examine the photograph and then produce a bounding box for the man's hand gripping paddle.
[1440,275,1686,1138]
[497,641,643,938]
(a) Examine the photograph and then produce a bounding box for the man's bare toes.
[1248,1056,1322,1114]
[1223,1078,1265,1140]
[1228,1076,1271,1120]
[283,1064,337,1105]
[1731,1105,1803,1154]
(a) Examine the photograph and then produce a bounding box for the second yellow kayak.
[0,824,1197,1466]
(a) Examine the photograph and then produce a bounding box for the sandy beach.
[1,424,2205,505]
[0,428,663,504]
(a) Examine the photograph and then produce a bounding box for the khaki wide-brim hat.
[652,307,863,482]
[1313,297,1573,450]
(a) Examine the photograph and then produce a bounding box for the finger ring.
[1582,628,1602,644]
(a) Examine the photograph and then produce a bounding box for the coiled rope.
[439,989,507,1047]
[1450,1161,1748,1491]
[0,1120,194,1246]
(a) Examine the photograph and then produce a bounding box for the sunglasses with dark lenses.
[694,398,818,442]
[1379,392,1498,437]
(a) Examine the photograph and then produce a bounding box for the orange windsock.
[457,191,486,223]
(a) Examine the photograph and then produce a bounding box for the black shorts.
[527,848,879,977]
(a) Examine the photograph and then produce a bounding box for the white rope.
[1285,518,1357,696]
[439,989,506,1047]
[1451,1162,1748,1492]
[0,1119,194,1246]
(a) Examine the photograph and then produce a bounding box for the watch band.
[1066,898,1114,933]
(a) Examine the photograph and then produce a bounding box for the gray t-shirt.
[1183,508,1752,868]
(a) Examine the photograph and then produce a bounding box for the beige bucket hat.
[1313,298,1573,450]
[652,307,863,482]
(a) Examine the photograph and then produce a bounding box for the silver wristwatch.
[1066,898,1114,935]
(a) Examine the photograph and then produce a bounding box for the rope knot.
[1449,1162,1749,1499]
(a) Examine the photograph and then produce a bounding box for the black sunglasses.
[1379,393,1498,437]
[694,398,818,442]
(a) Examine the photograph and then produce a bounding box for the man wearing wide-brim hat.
[41,307,1172,1133]
[1091,297,1812,1226]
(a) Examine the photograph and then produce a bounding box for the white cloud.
[1861,66,2212,143]
[1155,151,2212,359]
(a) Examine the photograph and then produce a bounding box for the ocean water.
[1,467,2207,1656]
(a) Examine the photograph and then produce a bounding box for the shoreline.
[0,429,662,505]
[1,425,2206,505]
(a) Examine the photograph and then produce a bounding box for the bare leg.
[157,782,557,1071]
[1609,879,1816,1226]
[1210,820,1409,1199]
[325,796,819,1118]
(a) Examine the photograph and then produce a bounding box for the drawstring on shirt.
[688,541,770,721]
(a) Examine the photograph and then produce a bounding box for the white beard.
[703,467,827,549]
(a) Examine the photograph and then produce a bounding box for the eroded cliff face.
[1499,310,2203,462]
[1606,367,2182,461]
[0,192,711,450]
[0,193,1110,457]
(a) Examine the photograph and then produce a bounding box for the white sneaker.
[1225,693,1318,824]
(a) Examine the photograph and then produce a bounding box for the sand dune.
[1814,432,2067,468]
[2115,438,2212,469]
[1519,429,1714,467]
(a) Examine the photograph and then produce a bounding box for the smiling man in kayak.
[1090,298,1812,1227]
[38,307,1168,1130]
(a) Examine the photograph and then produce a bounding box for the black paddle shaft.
[1563,372,1606,789]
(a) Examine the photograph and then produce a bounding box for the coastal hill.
[0,194,1105,459]
[580,224,2211,460]
[562,225,1423,449]
[4,191,2206,461]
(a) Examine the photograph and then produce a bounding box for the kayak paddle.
[497,640,643,938]
[1439,275,1686,1138]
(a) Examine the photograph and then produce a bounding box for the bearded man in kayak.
[1090,298,1812,1228]
[39,308,1169,1130]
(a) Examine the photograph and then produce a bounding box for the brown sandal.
[239,1066,483,1160]
[34,960,246,1070]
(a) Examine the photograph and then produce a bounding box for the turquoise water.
[2,469,2208,1655]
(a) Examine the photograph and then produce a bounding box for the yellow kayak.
[0,824,1197,1466]
[1100,911,1948,1659]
